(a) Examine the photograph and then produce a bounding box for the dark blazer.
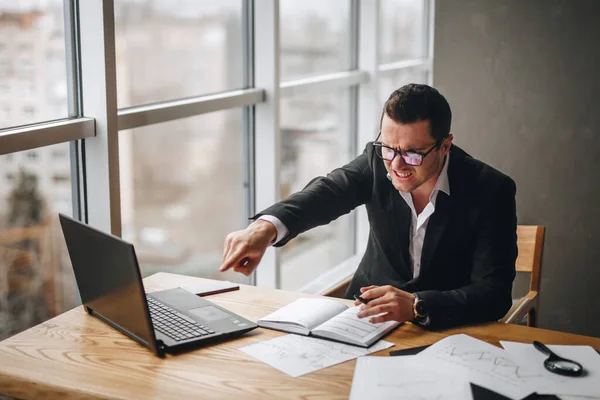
[256,143,517,330]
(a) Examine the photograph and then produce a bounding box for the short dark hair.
[380,84,452,143]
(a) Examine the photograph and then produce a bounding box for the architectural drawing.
[239,334,393,377]
[418,334,534,399]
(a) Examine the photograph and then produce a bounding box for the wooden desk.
[1,272,599,400]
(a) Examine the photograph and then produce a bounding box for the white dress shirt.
[395,152,450,278]
[257,214,289,244]
[259,153,451,279]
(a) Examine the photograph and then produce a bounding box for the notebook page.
[258,298,348,331]
[312,306,399,345]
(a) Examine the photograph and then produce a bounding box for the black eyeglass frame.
[373,133,447,166]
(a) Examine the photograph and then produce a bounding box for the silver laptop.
[59,213,257,357]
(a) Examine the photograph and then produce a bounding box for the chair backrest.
[325,224,546,299]
[516,225,545,292]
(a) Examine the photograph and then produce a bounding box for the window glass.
[119,110,246,284]
[379,69,429,104]
[0,143,75,341]
[280,0,352,81]
[379,0,427,64]
[279,90,355,290]
[114,0,244,108]
[0,2,69,129]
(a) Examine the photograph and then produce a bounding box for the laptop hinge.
[87,308,165,357]
[156,339,166,357]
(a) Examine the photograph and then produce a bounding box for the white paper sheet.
[560,396,600,400]
[349,356,473,400]
[418,334,534,399]
[239,334,393,377]
[500,341,600,398]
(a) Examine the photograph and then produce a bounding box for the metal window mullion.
[427,0,435,85]
[78,0,121,235]
[243,0,255,91]
[63,0,84,221]
[63,0,81,118]
[279,70,368,97]
[356,0,380,254]
[117,88,264,131]
[0,118,94,156]
[377,58,432,74]
[347,0,360,258]
[253,0,280,288]
[349,0,360,71]
[242,0,256,286]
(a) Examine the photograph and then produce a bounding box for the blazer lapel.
[389,190,413,282]
[420,145,467,276]
[420,191,455,275]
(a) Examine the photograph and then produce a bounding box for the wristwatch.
[412,294,428,323]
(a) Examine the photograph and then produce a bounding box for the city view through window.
[0,0,73,341]
[0,0,429,341]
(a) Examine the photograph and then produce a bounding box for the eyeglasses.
[373,135,446,166]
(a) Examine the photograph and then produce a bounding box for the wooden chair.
[324,225,546,327]
[501,225,545,327]
[322,279,351,298]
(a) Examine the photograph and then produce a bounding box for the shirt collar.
[386,151,451,200]
[435,151,451,198]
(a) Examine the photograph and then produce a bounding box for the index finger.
[219,248,247,272]
[360,285,378,293]
[360,286,388,301]
[361,292,396,312]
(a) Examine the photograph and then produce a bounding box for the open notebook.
[258,298,401,348]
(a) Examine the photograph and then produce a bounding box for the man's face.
[380,115,453,194]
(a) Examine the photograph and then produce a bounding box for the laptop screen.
[59,214,156,351]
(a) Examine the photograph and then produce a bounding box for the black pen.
[353,294,372,304]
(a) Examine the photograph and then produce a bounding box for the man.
[220,84,517,330]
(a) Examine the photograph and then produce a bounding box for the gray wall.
[434,0,600,337]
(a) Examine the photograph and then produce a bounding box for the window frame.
[0,0,435,294]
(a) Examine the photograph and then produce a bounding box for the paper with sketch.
[239,334,393,377]
[349,356,473,400]
[501,341,600,398]
[418,334,534,399]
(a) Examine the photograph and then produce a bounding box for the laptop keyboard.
[147,296,216,342]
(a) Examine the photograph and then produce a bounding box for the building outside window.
[0,58,8,75]
[0,1,74,342]
[0,83,8,98]
[23,106,35,118]
[0,146,75,342]
[279,0,352,81]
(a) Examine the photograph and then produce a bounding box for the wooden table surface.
[1,272,599,400]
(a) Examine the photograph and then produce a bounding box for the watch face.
[416,300,427,316]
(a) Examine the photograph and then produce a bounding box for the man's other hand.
[219,220,277,276]
[355,285,415,323]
